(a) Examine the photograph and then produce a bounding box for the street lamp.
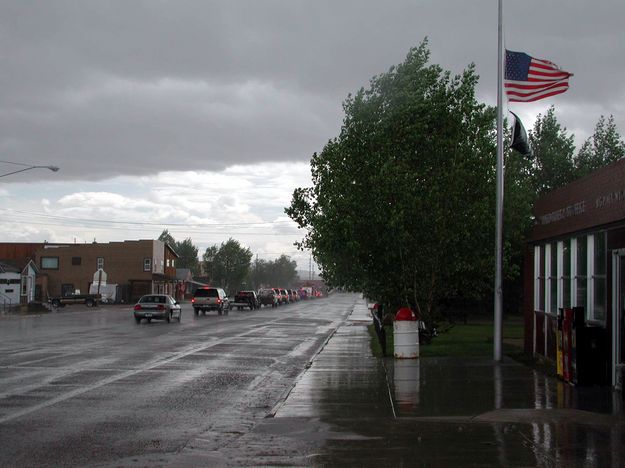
[0,160,60,178]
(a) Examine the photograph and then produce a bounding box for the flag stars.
[504,50,571,102]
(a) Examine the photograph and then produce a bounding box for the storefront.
[525,158,625,389]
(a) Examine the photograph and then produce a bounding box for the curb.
[265,307,353,418]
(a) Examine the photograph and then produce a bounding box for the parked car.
[279,288,289,305]
[192,287,230,315]
[288,289,299,302]
[49,293,100,309]
[258,288,278,307]
[272,288,282,306]
[133,294,182,324]
[233,290,259,310]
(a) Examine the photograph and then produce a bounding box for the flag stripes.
[504,50,572,102]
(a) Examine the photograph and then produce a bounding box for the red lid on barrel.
[395,307,417,321]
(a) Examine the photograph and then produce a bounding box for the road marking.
[0,321,284,424]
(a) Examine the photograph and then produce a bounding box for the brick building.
[0,240,179,303]
[525,157,625,390]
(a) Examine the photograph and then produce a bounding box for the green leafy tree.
[175,238,199,274]
[158,229,176,247]
[502,126,537,314]
[158,229,200,274]
[202,245,219,284]
[287,40,500,323]
[575,115,625,177]
[204,238,253,294]
[529,107,576,194]
[267,255,298,287]
[249,257,268,290]
[248,255,298,289]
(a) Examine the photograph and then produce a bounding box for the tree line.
[286,39,625,326]
[158,230,298,293]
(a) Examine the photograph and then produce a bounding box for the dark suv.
[234,290,259,310]
[192,287,230,315]
[258,288,278,308]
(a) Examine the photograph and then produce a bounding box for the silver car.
[133,294,182,324]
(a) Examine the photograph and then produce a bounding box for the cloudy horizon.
[2,1,624,270]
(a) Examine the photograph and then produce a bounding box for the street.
[0,293,357,467]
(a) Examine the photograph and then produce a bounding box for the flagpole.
[494,0,504,362]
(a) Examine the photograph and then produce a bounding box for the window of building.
[171,259,175,268]
[534,245,545,312]
[561,239,571,309]
[591,232,607,323]
[41,257,59,270]
[575,236,587,309]
[21,277,27,296]
[166,259,170,267]
[548,242,557,314]
[144,258,152,272]
[96,257,104,270]
[72,257,82,266]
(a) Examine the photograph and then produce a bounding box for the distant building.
[0,258,39,308]
[175,268,200,300]
[0,240,178,303]
[0,261,21,309]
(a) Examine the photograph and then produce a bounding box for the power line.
[1,218,302,236]
[0,208,295,227]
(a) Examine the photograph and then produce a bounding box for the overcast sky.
[1,1,624,271]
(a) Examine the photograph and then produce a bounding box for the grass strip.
[369,320,525,358]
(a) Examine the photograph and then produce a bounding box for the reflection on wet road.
[238,301,625,467]
[385,357,624,466]
[0,294,356,467]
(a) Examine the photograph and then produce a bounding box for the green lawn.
[369,318,525,358]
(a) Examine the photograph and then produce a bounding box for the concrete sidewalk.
[218,299,625,466]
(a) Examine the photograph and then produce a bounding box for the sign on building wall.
[531,159,625,242]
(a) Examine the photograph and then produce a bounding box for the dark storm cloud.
[1,0,623,180]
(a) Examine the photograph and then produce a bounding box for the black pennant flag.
[510,111,533,158]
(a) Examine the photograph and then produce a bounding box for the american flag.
[504,50,572,102]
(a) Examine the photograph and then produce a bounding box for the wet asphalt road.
[0,293,357,467]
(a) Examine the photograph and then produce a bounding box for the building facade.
[0,240,179,303]
[0,258,39,307]
[0,261,21,309]
[525,158,625,390]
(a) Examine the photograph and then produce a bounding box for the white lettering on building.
[539,201,586,225]
[596,189,625,208]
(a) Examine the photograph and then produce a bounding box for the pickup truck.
[232,291,259,310]
[49,293,100,308]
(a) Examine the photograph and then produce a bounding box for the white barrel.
[393,320,419,359]
[394,359,421,410]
